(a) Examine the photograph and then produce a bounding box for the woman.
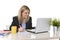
[10,5,33,32]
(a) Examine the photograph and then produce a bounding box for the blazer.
[10,16,32,31]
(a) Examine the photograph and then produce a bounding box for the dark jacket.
[10,16,32,31]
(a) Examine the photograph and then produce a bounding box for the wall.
[0,0,60,30]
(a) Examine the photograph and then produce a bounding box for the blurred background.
[0,0,60,30]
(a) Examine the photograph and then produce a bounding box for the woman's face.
[21,10,30,19]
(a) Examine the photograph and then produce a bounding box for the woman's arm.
[26,17,32,29]
[10,16,24,32]
[9,16,19,31]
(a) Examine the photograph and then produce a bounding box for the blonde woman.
[10,5,34,32]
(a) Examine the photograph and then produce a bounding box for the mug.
[11,26,17,34]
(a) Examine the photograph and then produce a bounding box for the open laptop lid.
[35,18,51,33]
[27,18,51,34]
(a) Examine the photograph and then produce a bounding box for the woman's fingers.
[18,27,24,32]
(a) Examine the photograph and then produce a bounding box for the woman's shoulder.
[12,16,32,21]
[13,16,18,18]
[13,16,18,19]
[13,16,18,20]
[29,16,32,19]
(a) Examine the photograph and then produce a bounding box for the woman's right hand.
[18,26,24,32]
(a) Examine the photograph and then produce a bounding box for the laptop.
[27,18,51,34]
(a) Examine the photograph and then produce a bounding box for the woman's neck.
[22,18,26,23]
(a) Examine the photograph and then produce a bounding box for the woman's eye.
[25,12,27,14]
[24,12,29,15]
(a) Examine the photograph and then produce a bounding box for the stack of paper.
[0,30,10,37]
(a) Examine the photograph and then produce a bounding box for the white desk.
[0,31,60,40]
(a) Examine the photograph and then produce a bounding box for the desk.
[0,31,60,40]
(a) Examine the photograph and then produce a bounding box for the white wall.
[0,0,60,30]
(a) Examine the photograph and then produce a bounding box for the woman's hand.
[18,26,24,32]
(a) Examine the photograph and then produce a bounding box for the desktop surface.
[0,31,60,40]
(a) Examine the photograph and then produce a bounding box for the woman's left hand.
[18,26,25,32]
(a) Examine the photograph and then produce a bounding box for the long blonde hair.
[18,5,30,24]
